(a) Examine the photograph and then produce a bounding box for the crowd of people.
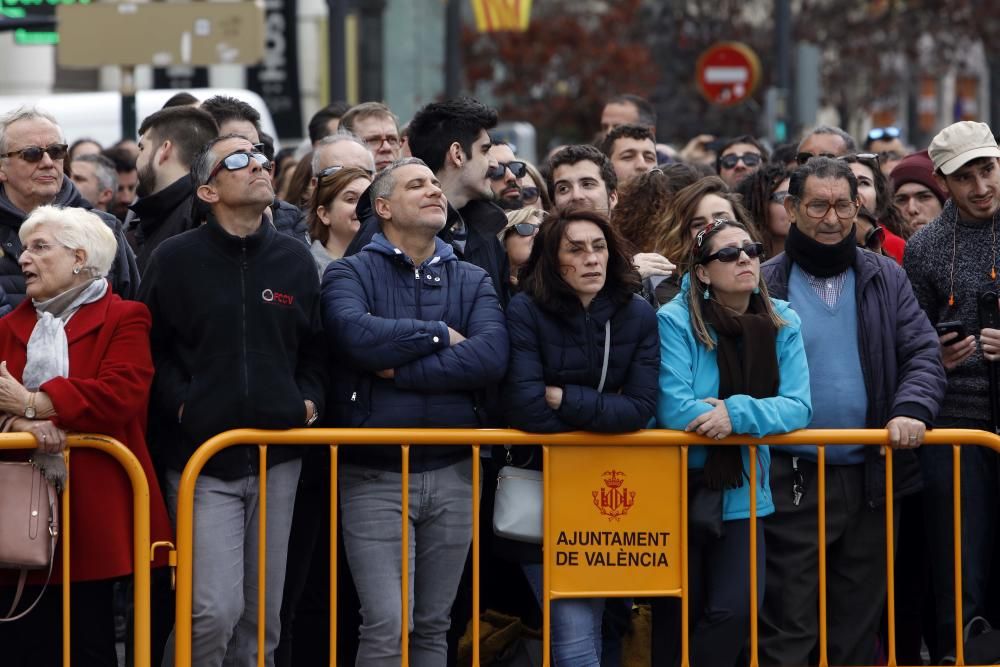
[0,87,996,667]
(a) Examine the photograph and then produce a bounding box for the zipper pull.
[414,267,420,280]
[350,391,357,402]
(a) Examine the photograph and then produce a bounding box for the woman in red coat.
[0,205,171,666]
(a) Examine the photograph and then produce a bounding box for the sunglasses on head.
[1,143,69,163]
[796,151,836,165]
[719,152,762,170]
[701,242,765,264]
[521,186,540,205]
[316,164,375,180]
[208,151,272,181]
[867,126,900,142]
[488,160,527,180]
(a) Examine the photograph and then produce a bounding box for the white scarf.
[24,278,107,488]
[24,278,107,391]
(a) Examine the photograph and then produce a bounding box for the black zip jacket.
[128,173,199,274]
[139,214,327,479]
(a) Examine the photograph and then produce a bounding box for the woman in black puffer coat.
[498,208,659,666]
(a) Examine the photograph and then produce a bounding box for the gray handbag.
[493,319,611,544]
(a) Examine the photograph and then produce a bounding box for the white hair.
[0,106,63,155]
[20,206,118,277]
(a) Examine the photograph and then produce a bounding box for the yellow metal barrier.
[172,427,1000,667]
[0,433,154,667]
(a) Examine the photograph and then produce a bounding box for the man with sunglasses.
[759,157,944,666]
[794,125,856,166]
[600,123,657,187]
[715,134,768,189]
[0,106,139,305]
[487,142,526,210]
[864,126,907,156]
[141,134,325,667]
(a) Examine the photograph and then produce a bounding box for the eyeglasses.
[363,134,401,150]
[802,200,860,219]
[21,241,60,257]
[701,242,765,264]
[208,151,273,182]
[770,190,790,204]
[1,143,69,163]
[316,164,375,180]
[796,151,837,165]
[508,222,539,237]
[488,161,528,180]
[867,126,900,142]
[521,186,540,205]
[719,153,762,170]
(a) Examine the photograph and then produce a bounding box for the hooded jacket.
[0,179,140,304]
[322,233,509,472]
[762,248,946,506]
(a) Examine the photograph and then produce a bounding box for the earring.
[753,286,760,295]
[73,267,81,275]
[703,286,710,300]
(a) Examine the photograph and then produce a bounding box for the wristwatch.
[24,392,36,419]
[305,400,319,427]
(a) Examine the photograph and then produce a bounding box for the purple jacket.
[762,248,946,505]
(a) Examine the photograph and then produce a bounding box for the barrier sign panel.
[547,445,682,595]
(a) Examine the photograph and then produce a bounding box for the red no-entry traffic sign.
[696,42,762,107]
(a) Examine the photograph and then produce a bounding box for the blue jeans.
[162,458,301,667]
[522,563,604,667]
[340,459,476,667]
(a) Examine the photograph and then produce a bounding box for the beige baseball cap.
[928,121,1000,175]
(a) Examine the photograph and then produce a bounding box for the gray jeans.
[162,458,301,667]
[340,458,476,667]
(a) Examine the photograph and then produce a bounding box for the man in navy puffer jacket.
[322,157,509,666]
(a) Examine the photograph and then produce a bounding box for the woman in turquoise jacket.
[652,218,812,667]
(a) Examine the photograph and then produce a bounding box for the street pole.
[120,65,137,141]
[775,0,792,140]
[327,0,347,102]
[444,0,462,98]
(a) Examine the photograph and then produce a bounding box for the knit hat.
[890,150,947,205]
[928,121,1000,175]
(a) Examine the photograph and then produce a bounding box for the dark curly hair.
[612,164,700,253]
[736,164,789,257]
[519,208,640,316]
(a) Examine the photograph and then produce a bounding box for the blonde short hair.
[20,206,118,277]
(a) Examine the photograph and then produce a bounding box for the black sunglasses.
[796,151,837,165]
[864,223,885,250]
[208,151,272,182]
[509,222,539,237]
[701,242,765,264]
[719,153,762,170]
[488,160,527,180]
[521,186,540,205]
[2,143,69,163]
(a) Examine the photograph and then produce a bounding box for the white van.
[0,88,280,149]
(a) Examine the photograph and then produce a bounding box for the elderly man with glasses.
[140,133,326,667]
[758,156,945,666]
[0,106,138,304]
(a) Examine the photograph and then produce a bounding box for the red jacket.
[0,290,172,582]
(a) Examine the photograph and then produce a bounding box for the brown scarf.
[702,293,780,489]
